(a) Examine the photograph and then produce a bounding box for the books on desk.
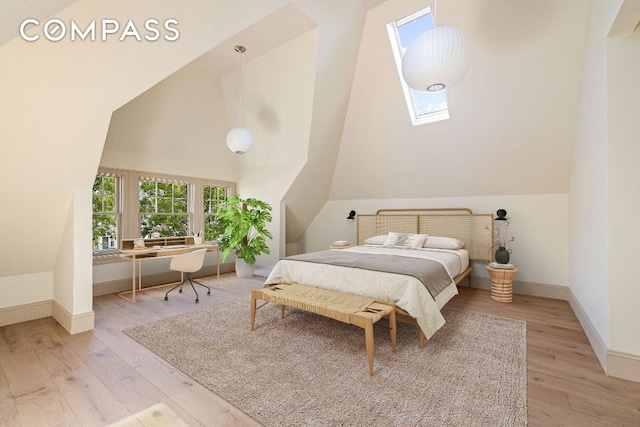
[489,262,515,270]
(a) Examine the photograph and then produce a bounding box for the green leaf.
[213,194,273,263]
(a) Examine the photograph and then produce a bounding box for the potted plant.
[214,194,273,278]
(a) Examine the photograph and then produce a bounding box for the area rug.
[124,298,527,426]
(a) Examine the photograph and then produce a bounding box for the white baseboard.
[93,262,235,297]
[471,276,570,300]
[0,300,52,327]
[568,290,608,372]
[568,288,640,383]
[0,299,94,335]
[607,350,640,382]
[52,301,95,335]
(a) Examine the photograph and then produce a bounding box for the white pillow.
[382,232,428,249]
[363,235,388,245]
[422,236,464,250]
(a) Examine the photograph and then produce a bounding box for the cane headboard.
[356,208,493,262]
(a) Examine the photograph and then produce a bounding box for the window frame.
[387,7,450,126]
[93,167,234,263]
[92,172,122,255]
[138,176,191,238]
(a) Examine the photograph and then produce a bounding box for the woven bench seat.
[251,283,397,376]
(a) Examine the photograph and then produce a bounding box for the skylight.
[387,8,449,126]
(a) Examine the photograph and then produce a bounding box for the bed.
[264,208,493,343]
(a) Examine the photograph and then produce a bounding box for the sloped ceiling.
[609,0,640,36]
[0,0,77,46]
[330,0,590,201]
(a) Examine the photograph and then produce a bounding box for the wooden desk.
[119,243,219,302]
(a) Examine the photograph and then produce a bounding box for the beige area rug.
[124,298,527,427]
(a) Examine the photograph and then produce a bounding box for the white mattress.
[264,245,469,339]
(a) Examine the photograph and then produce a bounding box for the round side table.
[485,265,518,303]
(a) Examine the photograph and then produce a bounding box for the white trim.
[0,299,94,335]
[471,275,570,300]
[395,7,431,27]
[568,289,608,372]
[385,7,449,126]
[607,350,640,383]
[52,301,95,335]
[0,300,51,327]
[568,288,640,383]
[95,166,235,251]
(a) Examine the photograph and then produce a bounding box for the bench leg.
[280,304,285,318]
[389,309,397,353]
[364,318,375,376]
[250,291,257,331]
[418,329,425,349]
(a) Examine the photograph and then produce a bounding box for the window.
[92,168,234,261]
[139,178,189,238]
[387,7,449,125]
[203,185,228,241]
[92,173,120,251]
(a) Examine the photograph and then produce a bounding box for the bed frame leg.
[418,329,425,348]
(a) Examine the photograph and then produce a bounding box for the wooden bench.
[251,283,397,376]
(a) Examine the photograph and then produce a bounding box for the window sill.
[93,252,127,265]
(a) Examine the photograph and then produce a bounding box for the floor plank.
[1,275,639,426]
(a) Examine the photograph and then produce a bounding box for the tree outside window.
[139,179,189,237]
[204,185,228,241]
[92,174,119,251]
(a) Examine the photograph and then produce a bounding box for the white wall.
[233,29,318,265]
[100,65,238,181]
[54,188,93,315]
[607,22,640,356]
[301,194,569,288]
[569,0,618,349]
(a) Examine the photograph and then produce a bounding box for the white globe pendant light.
[401,26,470,93]
[226,126,254,154]
[226,45,254,154]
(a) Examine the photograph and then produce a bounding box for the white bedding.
[264,245,469,339]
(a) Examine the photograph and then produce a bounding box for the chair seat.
[165,248,210,303]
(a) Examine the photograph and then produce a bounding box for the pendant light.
[401,1,470,93]
[226,45,254,154]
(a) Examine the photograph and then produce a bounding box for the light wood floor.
[1,275,639,426]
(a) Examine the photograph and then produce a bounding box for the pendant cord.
[234,45,247,127]
[433,0,437,27]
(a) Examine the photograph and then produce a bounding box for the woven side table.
[486,265,518,303]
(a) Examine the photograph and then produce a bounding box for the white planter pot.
[235,258,255,278]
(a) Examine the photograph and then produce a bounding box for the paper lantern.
[401,26,470,93]
[226,127,254,154]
